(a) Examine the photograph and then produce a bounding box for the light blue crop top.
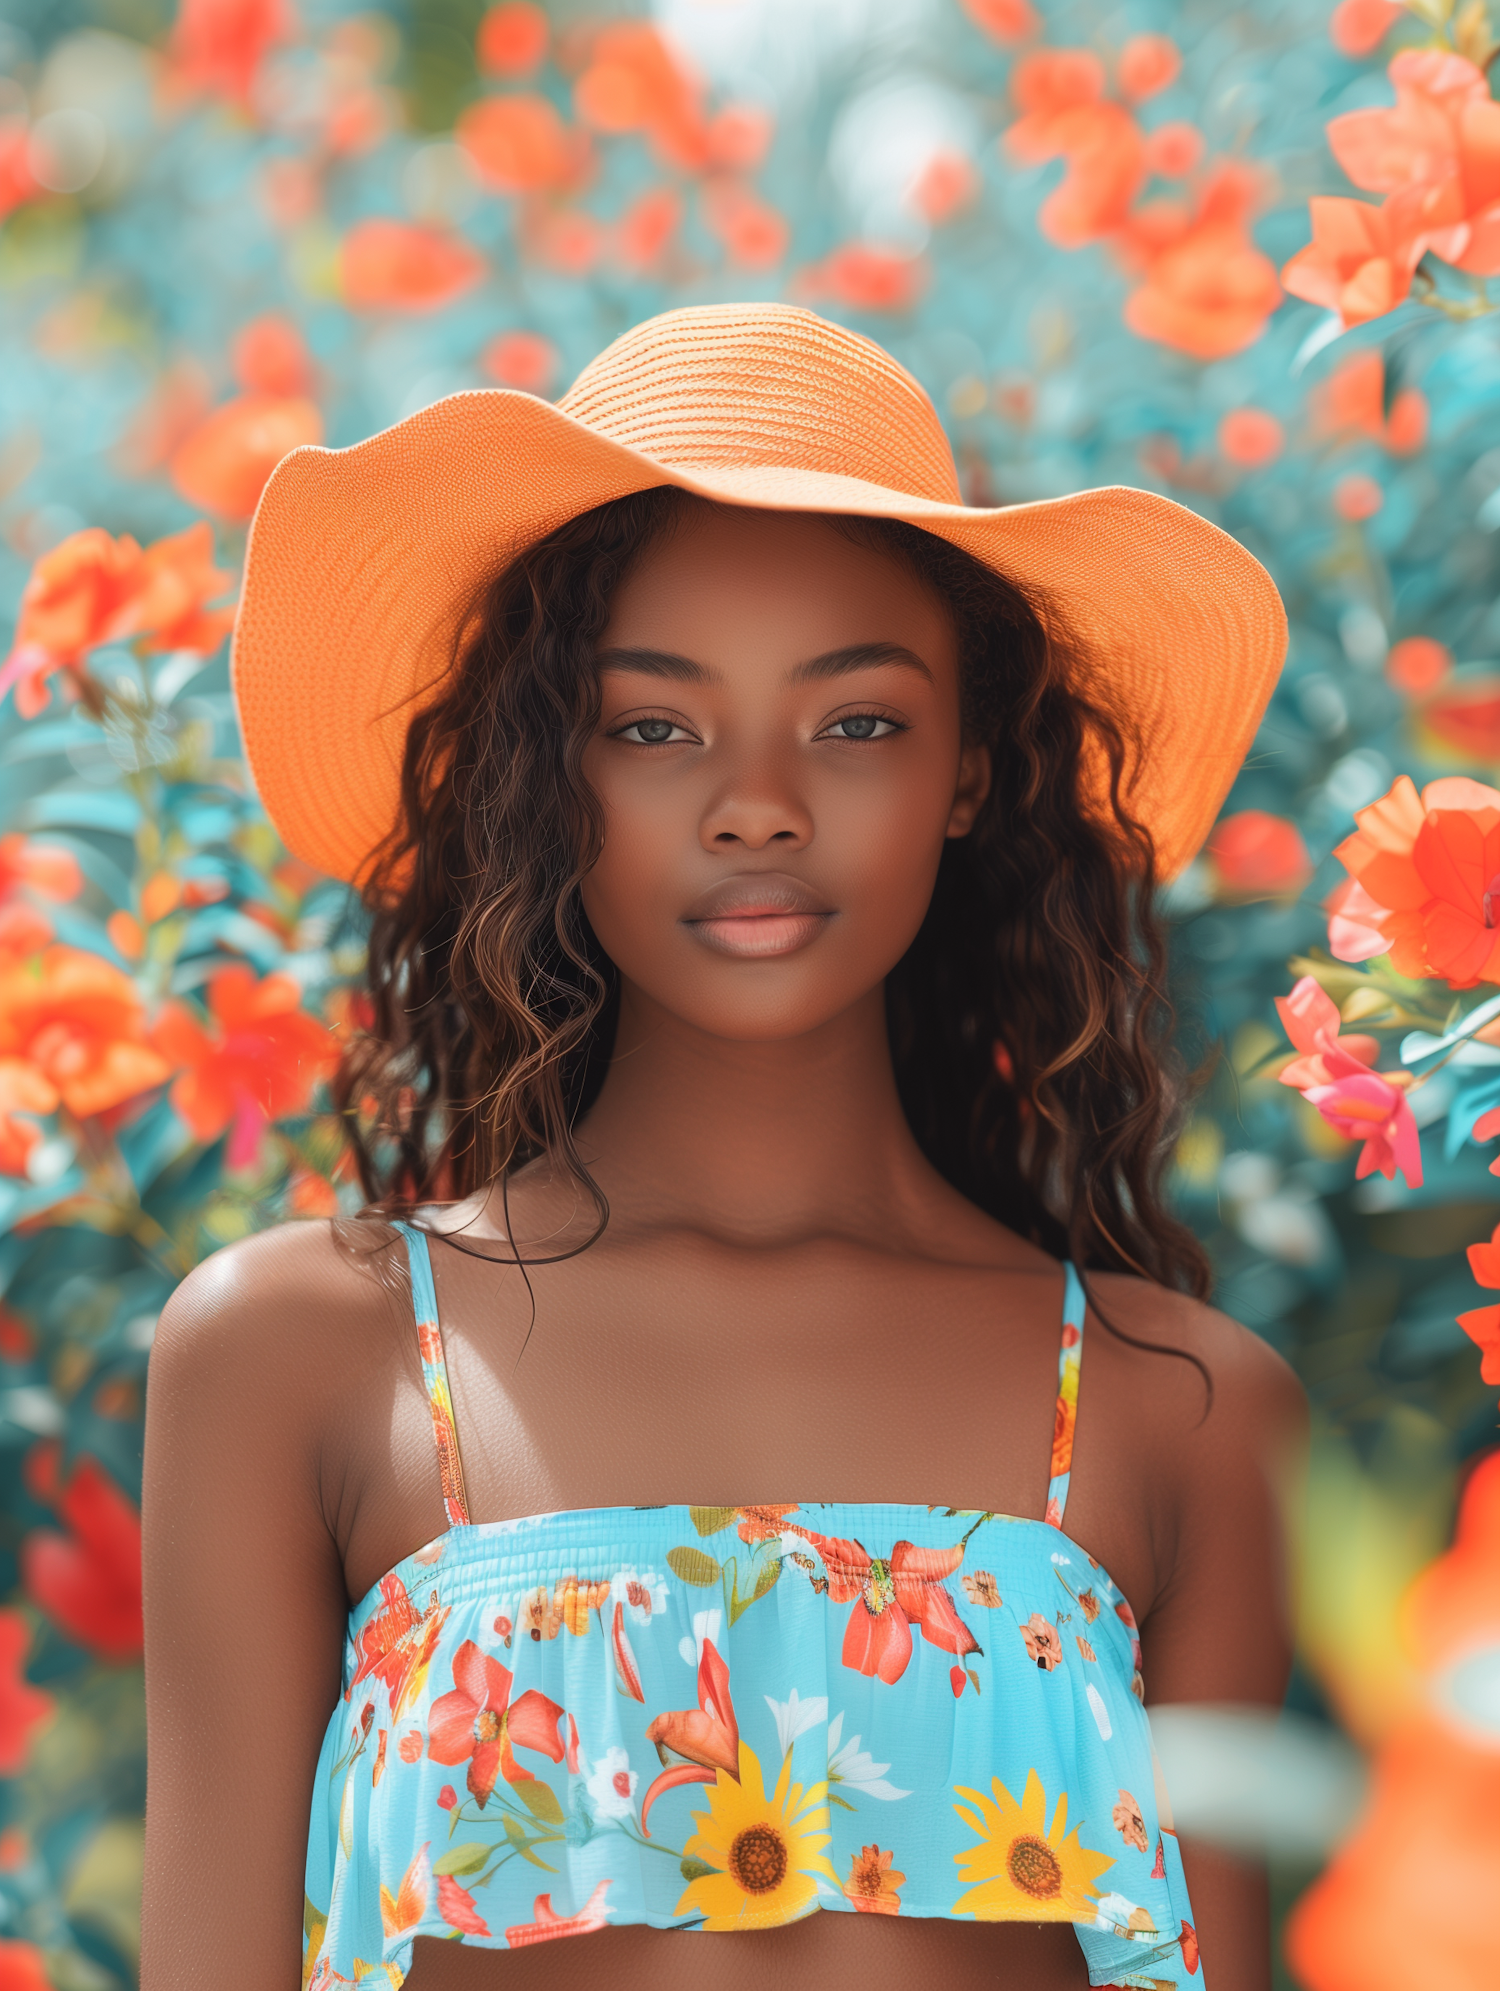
[302,1224,1201,1987]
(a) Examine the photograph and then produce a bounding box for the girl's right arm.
[140,1225,360,1988]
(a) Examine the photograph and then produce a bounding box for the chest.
[339,1239,1173,1625]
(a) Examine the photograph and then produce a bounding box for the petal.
[506,1688,567,1763]
[425,1689,477,1764]
[842,1599,913,1684]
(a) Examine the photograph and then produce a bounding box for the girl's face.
[579,506,991,1042]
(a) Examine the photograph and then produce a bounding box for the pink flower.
[1303,1042,1423,1187]
[1274,975,1379,1088]
[1325,877,1393,962]
[437,1784,458,1811]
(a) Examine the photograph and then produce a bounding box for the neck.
[572,980,937,1241]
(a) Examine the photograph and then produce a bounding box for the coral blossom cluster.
[0,522,235,718]
[1004,39,1281,358]
[1283,50,1500,326]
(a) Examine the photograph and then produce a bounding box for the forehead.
[602,505,956,668]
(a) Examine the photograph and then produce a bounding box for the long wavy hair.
[335,486,1210,1309]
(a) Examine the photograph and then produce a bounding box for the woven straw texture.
[231,302,1287,884]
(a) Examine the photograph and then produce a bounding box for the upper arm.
[1108,1288,1308,1991]
[1137,1303,1308,1708]
[141,1226,356,1990]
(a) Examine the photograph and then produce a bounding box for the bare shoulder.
[151,1217,408,1397]
[1085,1270,1308,1452]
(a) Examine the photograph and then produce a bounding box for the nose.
[698,755,814,852]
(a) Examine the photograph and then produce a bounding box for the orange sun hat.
[232,302,1286,886]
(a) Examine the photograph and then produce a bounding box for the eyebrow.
[594,642,933,685]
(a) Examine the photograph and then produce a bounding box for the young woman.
[142,305,1303,1991]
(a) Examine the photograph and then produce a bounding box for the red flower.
[1303,1046,1423,1188]
[350,1575,450,1720]
[476,1,548,77]
[0,1612,52,1774]
[959,0,1039,42]
[1208,810,1312,899]
[1330,0,1403,58]
[481,330,559,395]
[800,243,927,313]
[457,93,586,195]
[573,23,709,171]
[152,966,337,1165]
[22,1456,142,1662]
[1313,351,1429,455]
[169,0,297,106]
[1335,775,1500,986]
[0,1941,49,1991]
[1218,408,1284,468]
[170,396,323,521]
[426,1639,566,1807]
[640,1638,739,1834]
[339,220,486,314]
[231,313,316,398]
[1117,34,1181,103]
[805,1534,980,1684]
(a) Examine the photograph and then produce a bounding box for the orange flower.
[641,1638,740,1833]
[613,186,683,273]
[699,180,788,269]
[1334,775,1500,985]
[0,946,169,1120]
[152,965,337,1163]
[801,243,927,313]
[1117,34,1180,103]
[573,23,709,172]
[1387,636,1453,697]
[1113,1789,1148,1853]
[1420,675,1500,764]
[1330,0,1403,58]
[476,0,548,77]
[1285,1455,1500,1990]
[1218,408,1284,468]
[1329,51,1500,276]
[1313,351,1429,455]
[457,93,585,195]
[231,312,315,397]
[169,0,296,105]
[339,219,486,313]
[0,836,81,917]
[0,1060,55,1177]
[805,1532,981,1684]
[426,1639,566,1806]
[843,1842,904,1913]
[1281,193,1427,327]
[170,396,323,521]
[960,0,1039,42]
[911,150,981,225]
[1207,809,1312,898]
[1120,163,1281,358]
[134,523,239,653]
[1021,1612,1064,1670]
[0,1940,49,1991]
[481,330,559,395]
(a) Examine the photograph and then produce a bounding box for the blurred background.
[0,0,1498,1984]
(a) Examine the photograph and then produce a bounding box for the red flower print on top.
[349,1576,450,1721]
[801,1534,981,1685]
[640,1638,740,1834]
[426,1639,566,1807]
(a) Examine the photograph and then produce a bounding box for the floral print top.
[302,1224,1202,1989]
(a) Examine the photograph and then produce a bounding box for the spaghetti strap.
[1044,1261,1086,1529]
[393,1220,471,1529]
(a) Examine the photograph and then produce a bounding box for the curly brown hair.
[335,486,1210,1305]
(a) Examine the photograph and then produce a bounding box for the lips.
[681,872,835,960]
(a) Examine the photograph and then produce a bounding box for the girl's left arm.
[1137,1310,1310,1991]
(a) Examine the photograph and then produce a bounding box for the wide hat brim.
[233,385,1286,887]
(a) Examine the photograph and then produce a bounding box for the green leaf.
[518,1844,559,1872]
[502,1816,528,1844]
[513,1778,565,1826]
[679,1856,716,1882]
[828,1792,857,1810]
[434,1842,490,1877]
[688,1505,737,1536]
[667,1546,722,1587]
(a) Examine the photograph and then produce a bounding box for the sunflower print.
[951,1769,1115,1922]
[676,1742,840,1930]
